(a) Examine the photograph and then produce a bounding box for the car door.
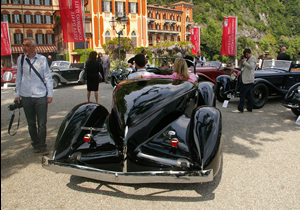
[59,62,73,81]
[283,67,300,90]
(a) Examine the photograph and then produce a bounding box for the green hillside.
[148,0,300,62]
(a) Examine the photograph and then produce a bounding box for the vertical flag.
[1,22,12,56]
[191,27,200,55]
[59,0,85,42]
[221,17,236,55]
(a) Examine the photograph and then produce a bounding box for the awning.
[11,45,58,54]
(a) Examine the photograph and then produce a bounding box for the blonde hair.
[173,58,189,80]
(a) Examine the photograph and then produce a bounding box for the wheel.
[111,76,118,87]
[214,83,229,102]
[252,83,268,109]
[291,108,300,116]
[78,70,86,84]
[52,76,59,89]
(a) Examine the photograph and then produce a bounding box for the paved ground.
[1,82,299,209]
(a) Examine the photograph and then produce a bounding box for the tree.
[102,37,134,60]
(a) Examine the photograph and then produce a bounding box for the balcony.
[148,29,179,35]
[147,17,155,23]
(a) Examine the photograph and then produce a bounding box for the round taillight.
[83,134,91,143]
[171,138,179,147]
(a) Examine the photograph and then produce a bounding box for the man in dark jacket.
[277,47,290,60]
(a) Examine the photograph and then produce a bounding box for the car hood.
[254,69,286,77]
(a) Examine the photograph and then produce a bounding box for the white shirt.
[15,53,53,98]
[128,68,155,79]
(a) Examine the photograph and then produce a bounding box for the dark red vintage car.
[194,61,240,83]
[1,66,17,86]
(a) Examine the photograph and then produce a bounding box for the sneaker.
[39,148,49,156]
[244,109,252,112]
[232,110,243,113]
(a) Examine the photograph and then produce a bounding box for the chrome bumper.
[42,156,213,184]
[282,102,300,109]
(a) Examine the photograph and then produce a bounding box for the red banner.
[191,27,200,55]
[1,22,12,56]
[59,0,85,42]
[221,17,236,55]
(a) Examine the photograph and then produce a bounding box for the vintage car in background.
[42,77,222,184]
[195,61,240,83]
[215,60,300,108]
[110,57,196,87]
[50,61,85,89]
[1,66,17,86]
[281,82,300,116]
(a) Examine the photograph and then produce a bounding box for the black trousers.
[238,83,253,112]
[22,96,48,149]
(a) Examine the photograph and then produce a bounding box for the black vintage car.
[215,60,300,108]
[50,61,85,89]
[42,78,222,184]
[281,82,300,116]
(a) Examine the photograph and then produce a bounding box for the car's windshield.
[262,60,292,71]
[50,61,70,68]
[203,61,222,68]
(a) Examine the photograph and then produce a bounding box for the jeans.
[22,96,48,149]
[238,83,253,112]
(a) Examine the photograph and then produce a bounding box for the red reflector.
[171,138,179,147]
[83,134,91,143]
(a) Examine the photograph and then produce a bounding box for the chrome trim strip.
[282,103,300,108]
[42,156,213,184]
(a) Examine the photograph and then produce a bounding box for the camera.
[241,55,246,59]
[8,100,23,111]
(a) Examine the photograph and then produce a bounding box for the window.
[36,34,44,44]
[44,0,51,5]
[186,9,189,14]
[105,30,111,43]
[129,2,137,13]
[1,14,10,23]
[25,15,31,24]
[116,1,124,17]
[36,15,42,24]
[1,0,8,4]
[35,0,40,5]
[186,16,189,21]
[148,12,152,18]
[177,36,180,41]
[46,34,53,44]
[164,36,167,41]
[177,26,180,31]
[45,15,51,24]
[13,14,21,23]
[163,13,166,19]
[177,16,181,21]
[85,22,91,33]
[103,1,110,12]
[27,33,33,37]
[156,13,160,19]
[163,24,167,30]
[131,31,137,47]
[171,36,174,41]
[14,34,23,44]
[156,23,160,30]
[170,15,174,20]
[12,0,19,4]
[148,36,152,44]
[170,25,174,31]
[24,0,31,4]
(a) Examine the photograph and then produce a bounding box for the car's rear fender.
[197,81,216,107]
[51,72,68,83]
[189,106,222,176]
[215,75,232,91]
[110,71,120,78]
[53,103,109,160]
[197,73,215,83]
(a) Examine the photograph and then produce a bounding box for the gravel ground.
[1,82,299,209]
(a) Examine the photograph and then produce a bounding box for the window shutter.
[52,34,54,45]
[23,15,26,23]
[128,2,130,13]
[110,1,112,12]
[12,14,15,23]
[35,34,38,43]
[115,2,118,14]
[43,15,46,24]
[20,14,22,23]
[21,34,23,43]
[123,2,125,14]
[136,3,138,13]
[31,15,33,23]
[34,15,36,23]
[14,34,16,45]
[45,34,48,44]
[101,0,103,12]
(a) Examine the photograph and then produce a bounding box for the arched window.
[163,13,166,19]
[170,15,174,20]
[156,12,160,19]
[177,15,181,21]
[164,24,167,30]
[148,12,152,18]
[177,26,180,31]
[186,16,189,22]
[156,23,160,30]
[105,30,111,43]
[131,31,137,47]
[170,25,174,31]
